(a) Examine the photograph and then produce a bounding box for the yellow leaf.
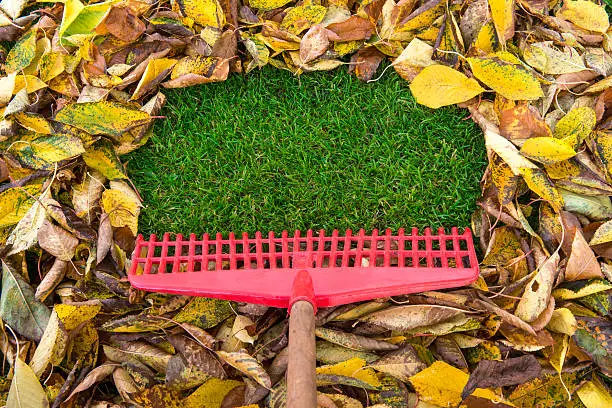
[488,0,514,43]
[59,0,117,45]
[171,56,222,79]
[322,394,363,408]
[523,42,586,75]
[589,219,612,246]
[473,22,499,54]
[249,0,293,11]
[552,279,612,300]
[396,0,445,32]
[55,101,151,138]
[316,357,381,389]
[38,52,65,83]
[577,380,612,408]
[13,74,47,94]
[556,0,610,34]
[280,5,327,35]
[547,333,569,375]
[409,361,508,406]
[132,58,176,100]
[409,65,484,109]
[0,72,16,107]
[393,38,435,82]
[183,378,243,408]
[101,188,140,235]
[216,349,271,388]
[55,303,101,330]
[0,185,40,228]
[547,308,577,336]
[553,106,596,147]
[6,358,49,408]
[519,167,564,211]
[14,112,53,134]
[520,137,576,165]
[509,371,583,406]
[82,138,126,180]
[485,129,538,175]
[30,309,68,377]
[5,29,37,73]
[180,0,225,28]
[468,56,543,100]
[30,134,85,163]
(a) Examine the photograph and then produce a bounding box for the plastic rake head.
[128,228,479,309]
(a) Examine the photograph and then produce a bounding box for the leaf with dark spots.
[0,262,50,342]
[461,355,542,400]
[573,317,612,376]
[166,334,226,388]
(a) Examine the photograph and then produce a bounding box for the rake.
[129,228,479,407]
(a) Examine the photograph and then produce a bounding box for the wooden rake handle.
[286,269,317,407]
[286,300,317,407]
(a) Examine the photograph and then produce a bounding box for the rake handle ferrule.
[287,299,317,408]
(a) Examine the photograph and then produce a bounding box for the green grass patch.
[127,67,486,235]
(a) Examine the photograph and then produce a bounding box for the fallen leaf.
[6,357,49,408]
[410,361,509,406]
[361,304,466,331]
[315,327,398,351]
[55,101,151,138]
[37,219,79,261]
[520,137,576,165]
[183,378,243,408]
[316,357,381,390]
[577,380,612,408]
[409,64,484,108]
[0,262,50,342]
[461,355,541,400]
[216,349,271,388]
[370,345,426,382]
[556,0,610,34]
[299,25,329,64]
[515,252,559,323]
[468,56,543,100]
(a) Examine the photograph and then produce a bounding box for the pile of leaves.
[0,0,611,406]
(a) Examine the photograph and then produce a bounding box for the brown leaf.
[564,230,603,281]
[35,258,67,302]
[461,355,542,400]
[349,47,385,82]
[315,326,398,352]
[370,345,426,382]
[326,16,374,42]
[66,364,116,401]
[299,25,329,64]
[99,6,146,42]
[37,219,79,261]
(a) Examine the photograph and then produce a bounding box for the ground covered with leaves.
[0,0,612,407]
[128,68,485,234]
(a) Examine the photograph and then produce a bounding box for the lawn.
[126,67,486,236]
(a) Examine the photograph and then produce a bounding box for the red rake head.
[128,228,479,309]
